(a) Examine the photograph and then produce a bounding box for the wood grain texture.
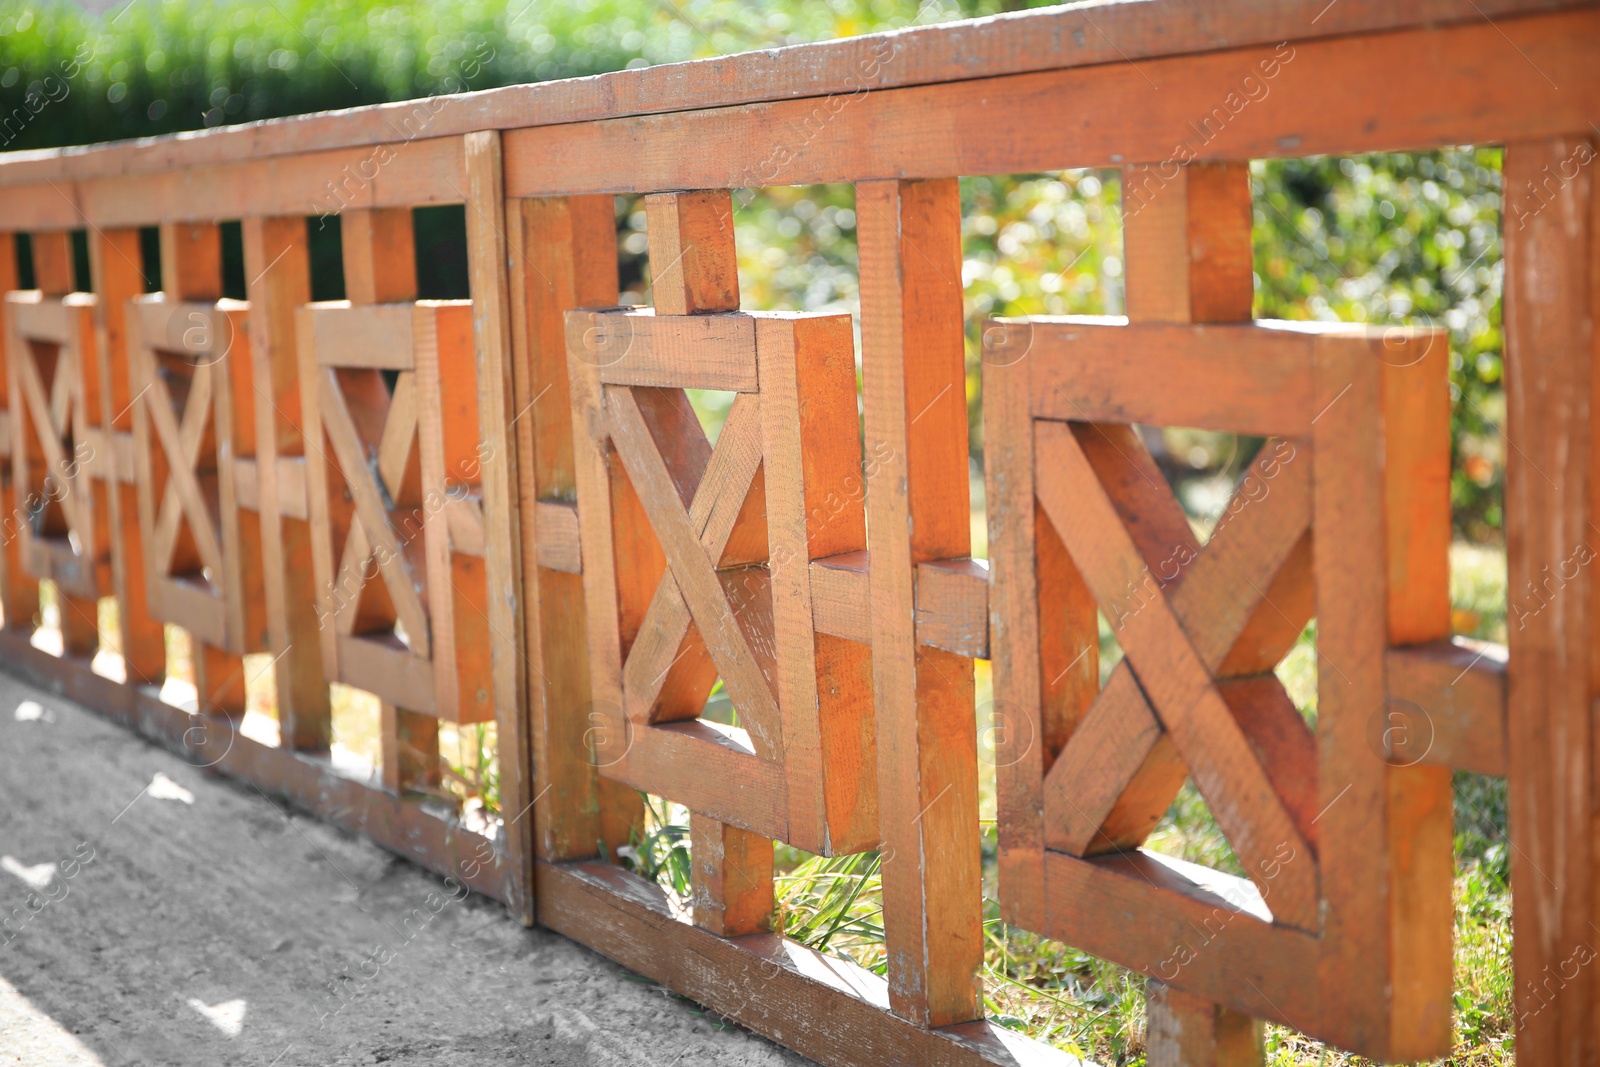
[88,228,164,684]
[1502,135,1600,1066]
[502,12,1600,196]
[464,131,534,922]
[859,177,982,1027]
[567,308,759,391]
[513,194,641,865]
[1384,638,1507,776]
[241,216,329,750]
[1146,981,1264,1067]
[0,0,1575,193]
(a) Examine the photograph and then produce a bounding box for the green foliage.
[1254,152,1506,541]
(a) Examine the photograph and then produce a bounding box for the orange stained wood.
[859,176,983,1028]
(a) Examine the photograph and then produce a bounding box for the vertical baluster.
[463,131,538,918]
[858,177,983,1027]
[242,216,329,750]
[340,207,440,796]
[1503,134,1600,1066]
[1120,163,1265,1062]
[511,193,644,866]
[158,221,244,716]
[89,228,166,685]
[31,231,98,658]
[645,189,776,935]
[0,233,40,631]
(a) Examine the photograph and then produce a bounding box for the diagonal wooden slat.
[15,341,91,542]
[1035,419,1317,930]
[318,368,431,659]
[619,395,765,730]
[1043,431,1316,855]
[607,385,783,761]
[376,370,420,504]
[146,363,226,580]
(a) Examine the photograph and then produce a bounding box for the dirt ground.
[0,669,808,1066]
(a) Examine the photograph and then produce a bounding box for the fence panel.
[0,4,1593,1064]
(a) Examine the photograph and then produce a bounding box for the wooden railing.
[0,1,1593,1062]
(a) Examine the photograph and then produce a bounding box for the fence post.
[462,131,537,923]
[508,194,641,867]
[858,176,984,1028]
[1121,162,1265,1062]
[242,216,330,751]
[1503,134,1600,1065]
[0,232,39,633]
[89,228,166,686]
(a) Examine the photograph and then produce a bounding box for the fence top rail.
[0,0,1583,189]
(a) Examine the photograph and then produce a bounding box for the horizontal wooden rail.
[1386,637,1509,777]
[0,0,1580,189]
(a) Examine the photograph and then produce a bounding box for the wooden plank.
[341,208,415,305]
[1042,848,1317,1027]
[31,232,74,296]
[457,146,519,791]
[1502,134,1600,1066]
[514,194,641,863]
[415,300,493,725]
[1312,333,1449,1059]
[1122,162,1253,324]
[859,177,982,1027]
[1384,639,1507,777]
[532,499,581,573]
[566,308,759,392]
[535,858,1075,1067]
[916,558,988,659]
[1378,319,1456,1062]
[644,191,739,316]
[336,633,437,713]
[8,296,73,343]
[553,197,653,865]
[1024,319,1315,437]
[87,230,162,687]
[605,721,791,840]
[0,0,1576,193]
[213,301,268,657]
[756,312,876,856]
[809,551,871,644]
[308,302,416,370]
[274,456,308,520]
[502,11,1600,196]
[689,813,774,936]
[10,137,467,230]
[1146,981,1264,1067]
[0,233,39,631]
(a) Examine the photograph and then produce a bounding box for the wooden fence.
[0,0,1594,1062]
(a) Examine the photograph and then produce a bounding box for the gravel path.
[0,669,808,1066]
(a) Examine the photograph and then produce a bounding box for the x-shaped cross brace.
[146,361,226,581]
[1036,419,1319,931]
[317,367,431,659]
[15,338,91,544]
[605,384,783,761]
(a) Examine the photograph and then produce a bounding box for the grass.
[619,542,1515,1065]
